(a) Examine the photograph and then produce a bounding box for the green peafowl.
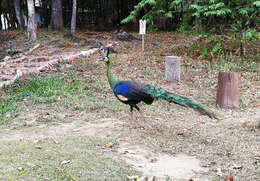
[101,48,218,120]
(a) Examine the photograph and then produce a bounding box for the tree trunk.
[216,72,239,108]
[51,0,64,30]
[7,0,16,30]
[70,0,77,35]
[116,0,120,25]
[0,15,2,30]
[240,31,246,56]
[13,0,24,30]
[42,0,50,27]
[0,5,2,29]
[165,56,181,83]
[4,13,10,30]
[27,0,37,40]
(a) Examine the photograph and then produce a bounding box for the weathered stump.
[216,72,239,108]
[165,56,181,83]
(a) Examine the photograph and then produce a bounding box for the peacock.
[101,48,217,121]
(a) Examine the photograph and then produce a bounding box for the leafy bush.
[121,0,260,33]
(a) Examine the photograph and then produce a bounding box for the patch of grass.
[202,58,259,72]
[0,136,138,180]
[37,117,53,123]
[155,59,163,63]
[137,61,146,66]
[63,33,82,42]
[0,72,82,124]
[0,65,116,124]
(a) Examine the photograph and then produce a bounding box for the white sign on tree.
[139,20,146,51]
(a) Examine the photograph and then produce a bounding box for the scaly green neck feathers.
[106,62,120,90]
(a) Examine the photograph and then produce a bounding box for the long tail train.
[146,84,218,119]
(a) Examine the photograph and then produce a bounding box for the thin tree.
[13,0,24,30]
[50,0,64,30]
[7,0,16,29]
[27,0,37,40]
[71,0,77,35]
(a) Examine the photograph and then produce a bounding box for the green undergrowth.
[196,58,259,72]
[175,31,259,72]
[0,71,97,124]
[0,136,138,180]
[0,63,123,125]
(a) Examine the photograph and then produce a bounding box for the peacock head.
[103,56,110,64]
[101,47,110,64]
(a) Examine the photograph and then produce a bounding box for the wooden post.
[139,20,146,52]
[216,72,239,108]
[165,56,181,83]
[142,34,144,51]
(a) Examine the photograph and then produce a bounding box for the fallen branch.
[0,43,116,89]
[25,43,40,55]
[1,44,41,63]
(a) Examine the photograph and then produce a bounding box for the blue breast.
[114,83,131,96]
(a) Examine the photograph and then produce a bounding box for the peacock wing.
[114,81,154,104]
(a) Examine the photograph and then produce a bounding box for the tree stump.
[165,56,181,83]
[216,72,239,108]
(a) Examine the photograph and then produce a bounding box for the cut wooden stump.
[165,56,181,83]
[216,72,239,108]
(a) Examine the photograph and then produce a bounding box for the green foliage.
[0,74,81,124]
[189,2,232,18]
[180,31,259,70]
[1,0,8,9]
[121,0,181,24]
[245,29,259,40]
[200,48,208,58]
[212,41,221,53]
[7,48,21,57]
[122,0,259,33]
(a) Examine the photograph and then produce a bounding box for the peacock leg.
[129,106,136,128]
[134,105,143,118]
[134,105,150,128]
[130,106,134,121]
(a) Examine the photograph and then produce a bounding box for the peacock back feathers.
[113,81,154,105]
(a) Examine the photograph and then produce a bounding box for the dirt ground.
[0,107,259,180]
[0,30,259,180]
